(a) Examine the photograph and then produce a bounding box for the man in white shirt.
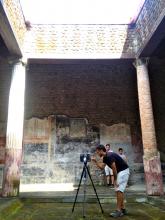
[118,148,127,164]
[104,144,114,186]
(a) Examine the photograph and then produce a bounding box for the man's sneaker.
[110,210,124,218]
[122,208,128,215]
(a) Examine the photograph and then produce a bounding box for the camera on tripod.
[80,153,91,163]
[73,152,104,216]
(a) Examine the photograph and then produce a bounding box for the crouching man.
[92,144,130,218]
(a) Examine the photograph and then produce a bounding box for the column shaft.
[135,58,163,195]
[2,60,26,197]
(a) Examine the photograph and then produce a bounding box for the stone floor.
[0,184,165,220]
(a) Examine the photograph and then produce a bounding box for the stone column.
[2,59,26,197]
[134,58,164,195]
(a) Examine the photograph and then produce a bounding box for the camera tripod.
[72,160,104,218]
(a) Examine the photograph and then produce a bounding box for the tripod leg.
[85,165,104,213]
[82,171,87,218]
[72,165,85,213]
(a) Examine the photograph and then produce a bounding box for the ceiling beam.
[141,16,165,57]
[137,8,165,57]
[0,2,22,57]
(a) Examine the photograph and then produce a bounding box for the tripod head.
[80,153,91,164]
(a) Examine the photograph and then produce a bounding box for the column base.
[143,153,164,196]
[2,148,22,197]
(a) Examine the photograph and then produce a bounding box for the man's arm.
[91,157,106,170]
[124,155,128,163]
[111,162,118,187]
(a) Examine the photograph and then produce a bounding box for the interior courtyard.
[0,0,165,219]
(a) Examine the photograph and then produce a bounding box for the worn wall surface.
[21,116,143,185]
[100,123,143,183]
[100,123,135,164]
[21,116,101,185]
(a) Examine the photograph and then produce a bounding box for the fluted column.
[2,59,26,197]
[134,58,163,195]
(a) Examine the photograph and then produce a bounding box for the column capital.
[7,56,27,67]
[133,57,150,69]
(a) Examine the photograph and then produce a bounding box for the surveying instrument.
[72,153,104,218]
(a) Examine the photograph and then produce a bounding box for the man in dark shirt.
[92,144,130,218]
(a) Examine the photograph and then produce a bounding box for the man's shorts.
[115,168,130,192]
[105,165,113,176]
